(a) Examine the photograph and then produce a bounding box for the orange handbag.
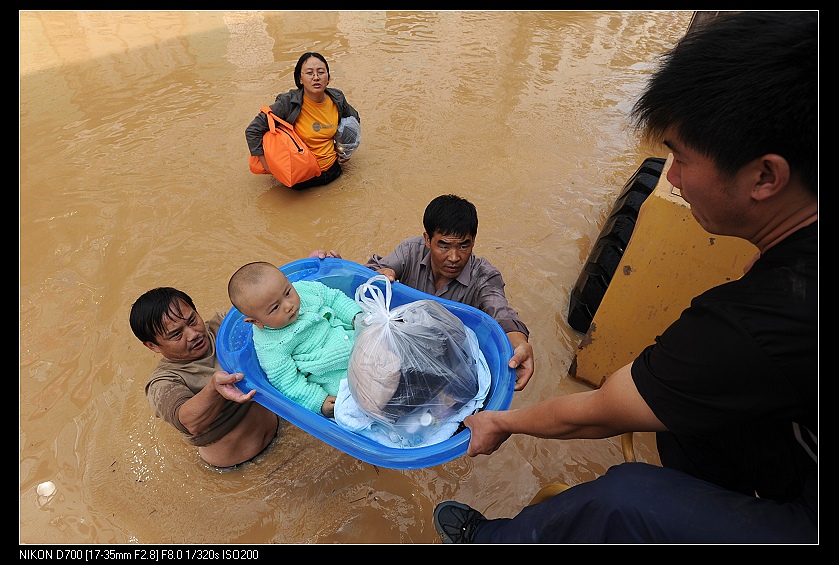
[249,106,321,187]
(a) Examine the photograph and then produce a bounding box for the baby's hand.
[321,396,336,418]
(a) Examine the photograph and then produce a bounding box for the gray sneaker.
[433,501,487,543]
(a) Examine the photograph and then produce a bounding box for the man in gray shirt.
[364,194,534,391]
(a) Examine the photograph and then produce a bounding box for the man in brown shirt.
[130,287,280,469]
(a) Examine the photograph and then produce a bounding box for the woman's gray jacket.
[245,87,360,156]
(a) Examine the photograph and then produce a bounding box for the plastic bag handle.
[355,275,396,324]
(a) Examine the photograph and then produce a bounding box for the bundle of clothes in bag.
[334,275,490,448]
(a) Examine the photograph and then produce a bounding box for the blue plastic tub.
[216,258,516,470]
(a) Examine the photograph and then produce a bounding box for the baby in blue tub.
[228,261,362,418]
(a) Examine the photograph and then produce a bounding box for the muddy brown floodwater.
[20,10,691,544]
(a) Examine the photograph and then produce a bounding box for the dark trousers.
[473,462,817,543]
[291,160,342,190]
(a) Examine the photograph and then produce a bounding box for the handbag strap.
[260,106,294,133]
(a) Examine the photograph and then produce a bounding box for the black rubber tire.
[567,157,666,333]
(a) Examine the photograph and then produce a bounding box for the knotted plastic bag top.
[347,275,480,435]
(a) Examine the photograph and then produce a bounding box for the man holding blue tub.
[130,252,332,470]
[317,194,535,392]
[130,286,280,470]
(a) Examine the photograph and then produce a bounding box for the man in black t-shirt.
[433,11,817,543]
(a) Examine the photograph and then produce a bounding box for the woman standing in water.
[245,52,360,190]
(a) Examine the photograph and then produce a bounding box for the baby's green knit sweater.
[252,280,362,414]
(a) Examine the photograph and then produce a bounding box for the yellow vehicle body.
[570,155,758,388]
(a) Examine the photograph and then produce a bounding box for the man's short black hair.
[423,194,478,239]
[129,287,196,344]
[631,11,817,195]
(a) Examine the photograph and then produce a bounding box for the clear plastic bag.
[334,116,361,159]
[348,275,479,445]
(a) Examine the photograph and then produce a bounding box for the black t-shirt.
[632,222,817,502]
